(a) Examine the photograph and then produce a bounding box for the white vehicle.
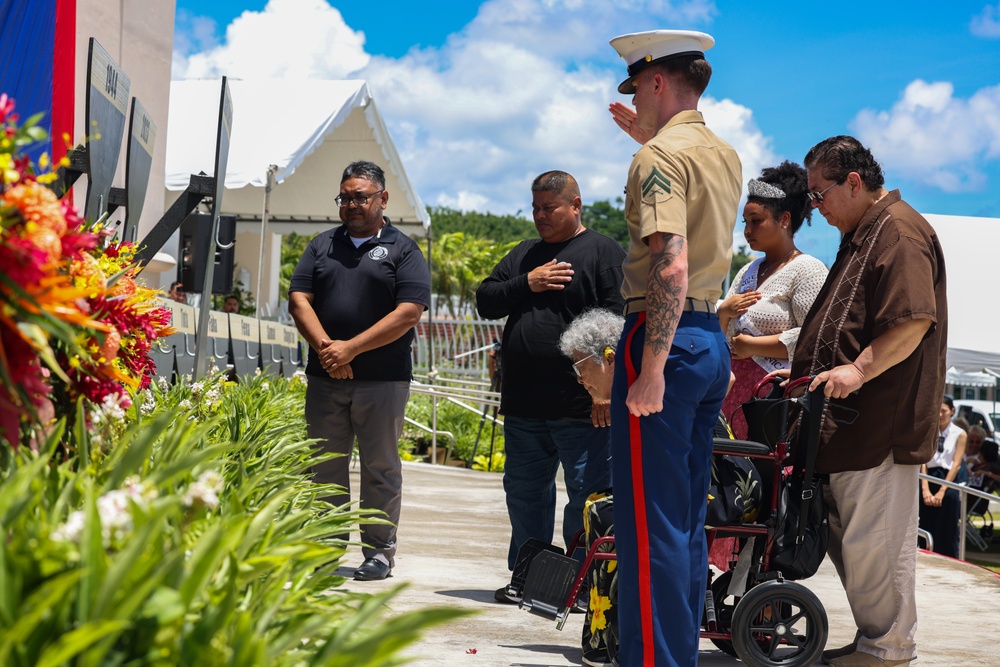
[954,399,1000,436]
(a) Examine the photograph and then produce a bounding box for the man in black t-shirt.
[289,161,430,582]
[477,171,625,599]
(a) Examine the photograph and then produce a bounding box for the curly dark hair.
[748,161,813,235]
[804,135,885,191]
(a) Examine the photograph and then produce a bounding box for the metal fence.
[408,314,505,464]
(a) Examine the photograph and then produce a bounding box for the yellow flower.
[589,586,612,633]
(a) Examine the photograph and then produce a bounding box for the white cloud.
[851,79,1000,192]
[172,0,775,225]
[971,2,1000,38]
[173,0,369,80]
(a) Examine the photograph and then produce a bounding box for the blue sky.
[172,0,1000,266]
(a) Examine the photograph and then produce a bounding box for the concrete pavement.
[339,461,1000,667]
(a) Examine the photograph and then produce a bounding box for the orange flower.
[2,181,67,235]
[70,253,107,295]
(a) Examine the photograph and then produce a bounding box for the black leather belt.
[623,297,716,316]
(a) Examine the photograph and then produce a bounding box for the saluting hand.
[528,259,574,292]
[609,102,654,145]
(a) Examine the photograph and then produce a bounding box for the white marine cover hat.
[609,29,715,94]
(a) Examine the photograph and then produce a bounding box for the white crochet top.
[725,254,829,367]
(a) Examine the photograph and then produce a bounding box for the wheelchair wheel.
[707,571,739,657]
[731,580,827,667]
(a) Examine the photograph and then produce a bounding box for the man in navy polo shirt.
[289,160,430,581]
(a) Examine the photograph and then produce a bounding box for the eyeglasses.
[335,190,384,207]
[806,180,842,205]
[572,353,596,377]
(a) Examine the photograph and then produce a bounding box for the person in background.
[607,28,742,666]
[168,281,186,304]
[919,396,967,558]
[288,160,430,582]
[476,171,625,603]
[792,135,945,667]
[223,295,240,314]
[718,162,828,440]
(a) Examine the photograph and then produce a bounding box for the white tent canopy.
[926,214,1000,376]
[163,79,430,315]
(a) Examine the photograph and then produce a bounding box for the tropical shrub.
[0,372,468,666]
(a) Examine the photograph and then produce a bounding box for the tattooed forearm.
[645,232,688,356]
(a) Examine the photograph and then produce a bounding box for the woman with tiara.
[718,161,829,440]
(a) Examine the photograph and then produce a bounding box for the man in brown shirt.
[792,136,947,667]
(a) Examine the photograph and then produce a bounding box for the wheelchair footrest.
[508,538,564,598]
[520,550,580,622]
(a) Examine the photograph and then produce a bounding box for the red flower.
[0,93,14,123]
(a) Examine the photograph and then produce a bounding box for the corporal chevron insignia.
[642,168,671,197]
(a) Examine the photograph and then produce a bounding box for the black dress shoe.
[354,558,391,581]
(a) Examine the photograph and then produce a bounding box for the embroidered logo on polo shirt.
[642,167,671,198]
[368,246,389,261]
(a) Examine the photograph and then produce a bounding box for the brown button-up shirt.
[791,190,947,474]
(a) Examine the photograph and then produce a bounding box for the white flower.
[158,376,169,390]
[51,478,152,545]
[179,399,193,410]
[51,510,86,542]
[183,470,223,510]
[191,382,204,395]
[100,393,128,422]
[261,382,270,391]
[205,388,220,403]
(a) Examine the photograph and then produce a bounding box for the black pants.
[919,466,961,558]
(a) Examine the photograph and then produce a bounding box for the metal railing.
[406,316,504,466]
[917,472,999,561]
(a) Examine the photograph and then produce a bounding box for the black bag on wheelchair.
[772,474,828,580]
[739,378,790,448]
[770,386,829,581]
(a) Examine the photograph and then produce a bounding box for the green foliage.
[280,232,317,301]
[0,373,469,666]
[423,232,517,317]
[581,197,628,246]
[403,394,504,471]
[730,244,754,284]
[428,206,535,245]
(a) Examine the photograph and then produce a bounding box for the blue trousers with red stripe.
[610,311,730,667]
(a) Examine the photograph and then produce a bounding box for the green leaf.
[34,620,131,667]
[0,570,83,662]
[76,486,105,623]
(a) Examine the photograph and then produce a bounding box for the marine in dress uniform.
[607,29,742,667]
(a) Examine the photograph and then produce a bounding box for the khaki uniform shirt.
[791,191,947,474]
[621,110,742,306]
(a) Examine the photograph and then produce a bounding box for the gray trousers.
[825,453,919,662]
[304,376,410,567]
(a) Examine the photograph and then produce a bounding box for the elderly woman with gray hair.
[558,308,625,428]
[558,307,622,666]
